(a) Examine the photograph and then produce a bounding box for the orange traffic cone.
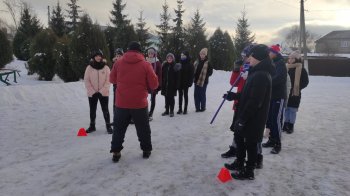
[77,128,88,136]
[217,167,232,183]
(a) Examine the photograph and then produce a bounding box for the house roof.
[315,30,350,43]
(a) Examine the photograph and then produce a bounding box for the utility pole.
[48,6,50,27]
[299,0,308,72]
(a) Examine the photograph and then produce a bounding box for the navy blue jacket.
[271,54,287,100]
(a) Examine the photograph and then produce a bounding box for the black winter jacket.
[179,58,194,89]
[161,61,180,97]
[235,58,274,142]
[271,54,287,100]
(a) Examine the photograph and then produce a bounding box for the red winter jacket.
[230,67,246,110]
[110,51,159,109]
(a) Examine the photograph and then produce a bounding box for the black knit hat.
[127,41,142,52]
[91,49,103,58]
[249,44,269,61]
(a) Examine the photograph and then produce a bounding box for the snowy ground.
[1,60,350,196]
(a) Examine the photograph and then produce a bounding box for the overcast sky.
[1,0,350,44]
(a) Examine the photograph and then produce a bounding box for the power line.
[307,9,350,12]
[273,0,299,9]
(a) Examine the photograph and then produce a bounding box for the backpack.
[300,67,309,89]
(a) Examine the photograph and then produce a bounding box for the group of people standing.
[83,41,213,162]
[221,43,308,180]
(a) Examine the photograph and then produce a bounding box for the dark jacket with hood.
[179,52,194,89]
[271,53,287,100]
[161,61,180,97]
[235,58,274,142]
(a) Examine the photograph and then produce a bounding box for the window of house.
[340,41,349,48]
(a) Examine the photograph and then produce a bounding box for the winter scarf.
[194,60,209,87]
[90,59,107,70]
[146,57,159,70]
[286,63,302,96]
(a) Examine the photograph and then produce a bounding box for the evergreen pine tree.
[66,0,81,32]
[69,14,109,79]
[209,28,227,70]
[136,10,151,52]
[223,31,235,71]
[0,29,13,68]
[233,11,255,60]
[156,0,172,60]
[50,1,65,37]
[13,5,41,60]
[184,9,208,60]
[171,0,185,60]
[110,0,137,51]
[54,35,79,82]
[104,26,117,61]
[28,29,57,81]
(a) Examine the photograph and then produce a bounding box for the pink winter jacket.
[84,65,111,97]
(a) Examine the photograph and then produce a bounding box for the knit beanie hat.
[114,48,124,56]
[166,53,175,62]
[92,49,103,58]
[289,50,302,59]
[269,44,281,54]
[199,48,208,56]
[147,47,157,55]
[127,41,142,52]
[250,44,269,61]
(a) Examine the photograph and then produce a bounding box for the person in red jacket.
[109,41,159,162]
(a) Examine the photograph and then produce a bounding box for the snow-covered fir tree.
[233,10,255,60]
[50,1,65,37]
[136,10,151,52]
[156,0,172,60]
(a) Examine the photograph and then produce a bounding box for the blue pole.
[210,72,243,124]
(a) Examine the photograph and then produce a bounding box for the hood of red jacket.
[121,51,145,64]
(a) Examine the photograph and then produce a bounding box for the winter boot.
[282,122,290,132]
[231,166,255,180]
[86,123,96,133]
[169,110,174,117]
[286,123,294,134]
[162,109,169,116]
[256,154,263,169]
[143,151,151,159]
[221,146,236,158]
[183,107,187,115]
[271,142,281,154]
[106,123,113,134]
[262,139,275,148]
[112,152,121,163]
[177,108,182,114]
[224,159,244,171]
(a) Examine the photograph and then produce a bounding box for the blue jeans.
[194,84,207,111]
[284,107,298,124]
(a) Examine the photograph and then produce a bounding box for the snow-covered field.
[1,60,350,196]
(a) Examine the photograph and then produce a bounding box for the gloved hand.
[223,91,238,101]
[234,120,245,132]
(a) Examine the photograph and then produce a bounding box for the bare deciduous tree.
[284,25,318,52]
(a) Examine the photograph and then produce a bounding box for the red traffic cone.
[217,167,232,183]
[77,128,88,136]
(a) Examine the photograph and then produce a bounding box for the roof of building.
[316,30,350,43]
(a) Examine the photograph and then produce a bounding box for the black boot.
[221,146,236,158]
[183,107,187,115]
[112,152,121,163]
[262,139,275,148]
[86,123,96,133]
[282,122,289,132]
[231,166,255,180]
[224,159,244,171]
[271,142,281,154]
[286,123,294,134]
[169,111,174,117]
[256,154,263,169]
[162,109,169,116]
[106,123,113,134]
[143,151,151,159]
[177,108,182,114]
